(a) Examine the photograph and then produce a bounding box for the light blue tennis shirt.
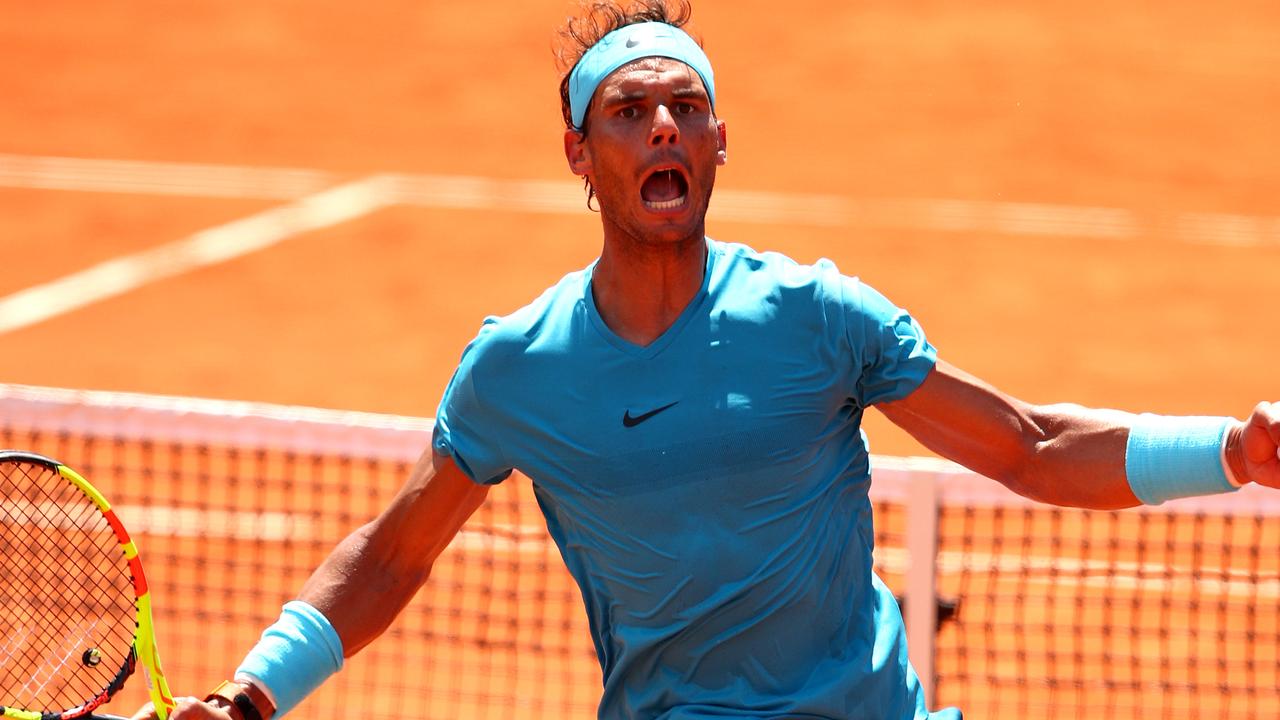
[433,239,959,720]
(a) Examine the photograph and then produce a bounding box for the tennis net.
[1,383,1276,719]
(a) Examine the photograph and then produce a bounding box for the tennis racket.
[0,451,176,720]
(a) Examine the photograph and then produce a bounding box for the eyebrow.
[600,85,709,108]
[601,90,648,108]
[671,86,707,101]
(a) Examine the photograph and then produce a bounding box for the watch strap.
[206,679,275,720]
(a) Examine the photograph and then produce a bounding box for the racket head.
[0,451,174,720]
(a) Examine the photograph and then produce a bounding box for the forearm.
[878,364,1138,509]
[296,520,434,657]
[986,401,1257,510]
[221,522,431,718]
[1013,403,1139,510]
[880,361,1253,511]
[892,395,1141,510]
[296,448,487,654]
[225,450,488,717]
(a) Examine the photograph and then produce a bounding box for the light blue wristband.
[236,600,345,717]
[1125,414,1238,505]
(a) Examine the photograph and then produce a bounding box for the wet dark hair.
[554,0,699,207]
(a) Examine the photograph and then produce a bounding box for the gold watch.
[205,679,276,720]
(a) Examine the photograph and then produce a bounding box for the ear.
[715,119,728,166]
[564,129,592,176]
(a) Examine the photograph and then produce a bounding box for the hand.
[129,698,234,720]
[1237,401,1280,489]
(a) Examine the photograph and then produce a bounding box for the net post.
[905,469,941,708]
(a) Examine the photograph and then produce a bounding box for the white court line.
[0,154,335,199]
[113,505,312,542]
[0,175,396,336]
[2,153,1278,246]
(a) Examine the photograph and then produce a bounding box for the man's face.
[565,56,727,246]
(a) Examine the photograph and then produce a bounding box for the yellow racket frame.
[0,453,176,720]
[56,462,176,720]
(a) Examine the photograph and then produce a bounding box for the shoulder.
[708,238,855,307]
[706,239,914,342]
[458,265,591,368]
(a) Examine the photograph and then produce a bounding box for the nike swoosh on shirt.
[622,401,679,428]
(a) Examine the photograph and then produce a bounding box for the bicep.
[876,360,1039,486]
[876,360,1138,508]
[369,448,491,569]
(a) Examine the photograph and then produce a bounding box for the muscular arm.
[135,450,490,720]
[880,361,1280,508]
[296,449,489,656]
[878,360,1144,510]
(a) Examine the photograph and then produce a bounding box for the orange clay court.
[1,1,1278,718]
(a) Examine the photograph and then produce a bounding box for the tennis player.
[139,2,1280,719]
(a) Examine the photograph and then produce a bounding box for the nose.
[649,104,680,146]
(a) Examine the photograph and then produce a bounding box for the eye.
[618,106,640,119]
[674,102,696,115]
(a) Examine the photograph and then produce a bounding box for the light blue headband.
[568,21,716,130]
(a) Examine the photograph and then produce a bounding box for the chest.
[507,310,858,500]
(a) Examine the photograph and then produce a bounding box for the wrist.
[1223,421,1250,486]
[205,694,240,720]
[206,679,276,720]
[1125,414,1239,505]
[235,600,344,717]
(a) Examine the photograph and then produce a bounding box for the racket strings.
[0,460,138,714]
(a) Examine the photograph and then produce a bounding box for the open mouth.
[640,167,690,211]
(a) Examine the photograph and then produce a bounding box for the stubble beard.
[597,169,716,253]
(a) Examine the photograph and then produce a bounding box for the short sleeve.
[432,321,514,485]
[842,277,937,406]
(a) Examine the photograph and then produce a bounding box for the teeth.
[644,194,687,211]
